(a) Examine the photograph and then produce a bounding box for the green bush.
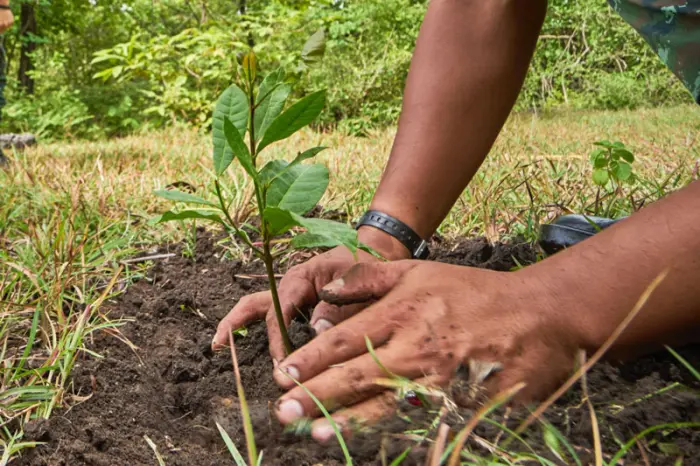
[3,0,694,140]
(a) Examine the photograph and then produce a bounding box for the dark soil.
[18,232,700,465]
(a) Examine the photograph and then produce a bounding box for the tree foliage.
[1,0,692,140]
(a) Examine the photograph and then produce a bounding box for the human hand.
[0,4,13,34]
[211,227,411,361]
[271,260,586,442]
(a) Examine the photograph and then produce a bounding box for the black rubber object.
[538,214,625,255]
[356,210,430,259]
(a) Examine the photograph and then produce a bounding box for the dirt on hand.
[17,231,700,466]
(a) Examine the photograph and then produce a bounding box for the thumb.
[318,260,417,305]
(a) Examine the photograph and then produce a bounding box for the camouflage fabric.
[608,0,700,104]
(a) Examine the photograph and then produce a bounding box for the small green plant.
[154,39,365,355]
[589,140,637,216]
[589,140,636,187]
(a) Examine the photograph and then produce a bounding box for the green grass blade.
[282,372,353,466]
[216,422,248,466]
[388,447,411,466]
[665,346,700,381]
[12,306,41,380]
[608,422,700,465]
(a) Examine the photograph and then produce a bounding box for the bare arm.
[365,0,547,245]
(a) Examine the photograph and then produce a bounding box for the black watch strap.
[356,210,430,259]
[0,5,10,9]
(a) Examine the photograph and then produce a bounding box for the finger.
[318,261,418,305]
[310,302,372,335]
[266,268,320,361]
[274,340,451,424]
[212,291,271,350]
[310,373,450,443]
[273,296,402,388]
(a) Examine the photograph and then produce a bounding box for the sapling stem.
[243,59,294,355]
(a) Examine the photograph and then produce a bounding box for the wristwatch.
[356,210,430,259]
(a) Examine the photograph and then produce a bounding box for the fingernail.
[273,359,279,368]
[281,365,300,380]
[322,278,344,294]
[312,319,334,335]
[312,420,336,443]
[277,399,304,423]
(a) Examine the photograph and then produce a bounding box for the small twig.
[428,423,450,466]
[120,253,175,264]
[579,351,603,466]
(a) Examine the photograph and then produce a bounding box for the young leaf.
[291,214,359,252]
[153,210,225,225]
[592,152,608,169]
[255,70,292,143]
[258,147,327,186]
[301,28,326,65]
[259,160,290,186]
[290,146,327,167]
[266,163,329,214]
[257,90,326,153]
[593,140,614,149]
[612,161,632,181]
[589,148,605,164]
[592,168,609,186]
[292,232,358,251]
[153,189,215,207]
[223,116,256,179]
[613,148,634,163]
[264,206,298,236]
[213,85,248,174]
[242,50,257,83]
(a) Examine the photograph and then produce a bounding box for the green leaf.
[213,85,248,174]
[593,140,614,149]
[301,28,326,65]
[242,50,257,83]
[223,116,256,178]
[589,148,605,164]
[592,168,609,186]
[263,208,359,252]
[267,163,329,214]
[592,151,608,169]
[258,147,327,187]
[259,160,289,186]
[152,210,225,225]
[291,214,359,253]
[612,161,632,181]
[264,206,298,236]
[290,146,327,166]
[257,90,326,153]
[153,189,215,206]
[255,70,292,143]
[613,148,634,163]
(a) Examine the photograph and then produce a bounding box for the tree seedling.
[589,140,637,216]
[154,42,366,355]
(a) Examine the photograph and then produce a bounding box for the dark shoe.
[538,214,625,255]
[0,148,7,167]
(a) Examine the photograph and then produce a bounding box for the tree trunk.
[18,2,37,94]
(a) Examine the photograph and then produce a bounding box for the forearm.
[368,0,547,240]
[530,181,700,357]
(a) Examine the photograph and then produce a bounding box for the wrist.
[0,1,9,6]
[358,225,412,261]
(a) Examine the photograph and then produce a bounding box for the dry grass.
[9,104,698,243]
[1,104,699,461]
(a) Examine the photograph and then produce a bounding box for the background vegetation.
[2,0,694,141]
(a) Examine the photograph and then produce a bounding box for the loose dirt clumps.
[17,232,699,465]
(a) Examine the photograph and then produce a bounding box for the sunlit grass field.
[1,105,698,460]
